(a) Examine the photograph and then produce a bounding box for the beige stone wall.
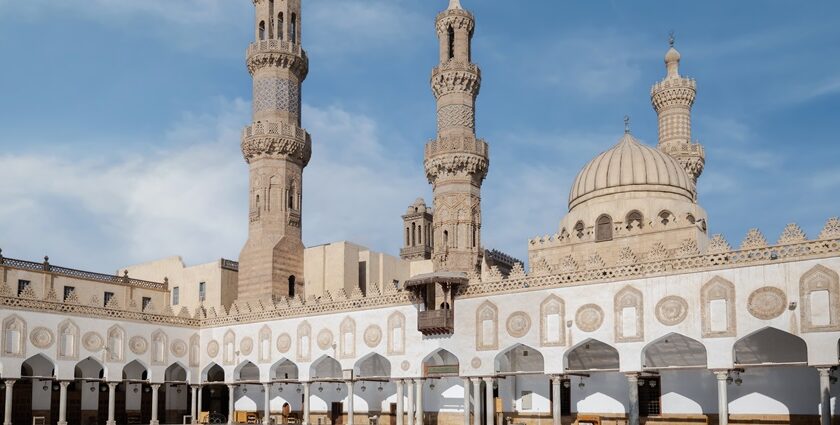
[304,242,410,299]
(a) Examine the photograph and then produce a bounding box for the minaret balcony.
[418,309,455,335]
[241,122,312,166]
[246,40,308,78]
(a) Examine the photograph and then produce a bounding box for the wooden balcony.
[418,309,454,335]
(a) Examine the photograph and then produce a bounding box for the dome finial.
[669,30,675,48]
[664,31,681,78]
[448,0,463,10]
[624,115,631,134]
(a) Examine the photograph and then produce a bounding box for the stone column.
[347,381,355,425]
[264,383,272,425]
[818,368,832,425]
[463,378,471,425]
[471,378,481,425]
[198,386,203,419]
[483,377,494,425]
[714,371,729,425]
[626,374,639,425]
[551,376,562,425]
[3,380,13,425]
[396,380,405,425]
[58,381,70,425]
[415,378,425,425]
[227,384,236,425]
[407,379,415,425]
[303,382,311,425]
[106,382,118,425]
[150,384,161,425]
[191,386,199,424]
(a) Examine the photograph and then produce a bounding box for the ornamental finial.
[448,0,463,10]
[669,30,675,47]
[624,115,631,134]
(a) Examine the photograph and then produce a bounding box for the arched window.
[443,230,449,249]
[255,194,260,210]
[288,276,296,298]
[287,182,295,210]
[418,224,422,244]
[658,210,673,226]
[405,227,410,246]
[574,221,585,239]
[447,26,455,60]
[277,12,284,40]
[411,222,416,246]
[596,215,613,242]
[626,210,643,230]
[686,214,696,224]
[472,227,477,248]
[291,13,297,44]
[259,21,266,40]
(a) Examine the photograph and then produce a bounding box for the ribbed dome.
[569,133,695,210]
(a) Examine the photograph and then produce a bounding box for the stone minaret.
[238,0,311,301]
[651,35,705,183]
[401,198,434,261]
[425,0,489,274]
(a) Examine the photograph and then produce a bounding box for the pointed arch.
[387,311,405,355]
[189,334,200,367]
[57,319,80,360]
[642,333,707,369]
[475,300,498,351]
[701,276,736,337]
[234,360,259,382]
[800,264,840,332]
[422,348,459,377]
[259,325,272,364]
[564,338,620,372]
[122,359,148,380]
[75,356,105,379]
[106,324,125,363]
[733,327,807,366]
[354,352,390,379]
[2,314,26,358]
[340,317,356,359]
[270,358,299,380]
[625,210,644,230]
[202,362,225,382]
[540,295,565,347]
[165,362,189,382]
[595,214,613,242]
[151,329,168,365]
[614,286,644,342]
[495,344,544,374]
[223,329,236,365]
[22,353,55,377]
[310,355,342,380]
[297,321,311,362]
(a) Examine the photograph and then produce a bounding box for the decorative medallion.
[277,333,292,353]
[30,327,54,349]
[129,336,148,355]
[401,360,410,371]
[363,325,382,348]
[82,332,104,352]
[207,340,220,358]
[240,337,254,355]
[471,357,482,369]
[747,287,787,320]
[317,329,333,350]
[655,296,689,326]
[506,311,532,338]
[575,304,604,332]
[171,339,188,358]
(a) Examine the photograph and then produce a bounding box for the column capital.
[551,375,564,384]
[59,380,71,388]
[625,373,640,381]
[481,376,493,383]
[2,379,14,387]
[470,377,481,383]
[712,370,730,380]
[107,382,118,389]
[816,366,833,376]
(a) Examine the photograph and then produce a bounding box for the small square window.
[63,286,75,301]
[17,280,30,296]
[104,292,114,307]
[172,287,180,306]
[198,282,206,302]
[142,297,152,311]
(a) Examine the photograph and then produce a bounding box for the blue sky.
[0,0,838,272]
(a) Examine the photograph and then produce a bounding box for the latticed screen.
[639,377,661,416]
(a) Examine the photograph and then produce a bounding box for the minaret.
[401,198,434,261]
[425,0,489,274]
[651,34,705,183]
[238,0,311,301]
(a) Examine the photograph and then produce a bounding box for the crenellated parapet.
[241,121,312,166]
[246,40,309,80]
[431,62,481,99]
[435,9,474,34]
[424,137,489,183]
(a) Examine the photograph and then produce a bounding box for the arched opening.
[290,13,297,44]
[288,275,296,298]
[355,353,391,380]
[574,221,585,239]
[16,354,58,425]
[658,210,673,226]
[595,214,613,242]
[271,358,299,381]
[163,363,190,423]
[310,356,342,381]
[495,345,550,420]
[642,333,707,369]
[74,357,107,425]
[733,327,808,366]
[235,361,260,383]
[278,12,284,40]
[422,349,462,421]
[626,210,644,230]
[259,21,266,40]
[447,25,455,60]
[411,222,416,246]
[122,360,150,424]
[202,363,229,424]
[495,344,545,374]
[565,339,620,372]
[422,349,459,378]
[443,230,449,250]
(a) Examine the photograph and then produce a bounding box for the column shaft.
[58,381,69,425]
[347,381,355,425]
[198,386,203,418]
[483,377,494,425]
[407,380,415,425]
[303,383,311,425]
[415,378,425,425]
[106,382,117,425]
[150,384,161,425]
[463,378,471,425]
[3,380,14,425]
[626,374,639,425]
[192,386,199,425]
[819,368,832,425]
[714,371,729,425]
[396,380,405,425]
[471,379,480,425]
[551,376,562,425]
[227,384,236,425]
[264,383,272,425]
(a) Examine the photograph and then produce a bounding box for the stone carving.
[129,336,148,355]
[82,332,104,352]
[297,321,311,362]
[253,77,300,116]
[471,357,482,369]
[276,333,292,353]
[777,223,807,244]
[363,325,382,348]
[437,104,475,131]
[647,242,670,261]
[617,247,638,266]
[585,254,605,270]
[30,327,54,349]
[558,256,578,272]
[387,312,406,355]
[19,284,37,299]
[819,217,840,239]
[509,262,526,279]
[340,317,356,359]
[207,340,220,358]
[677,238,700,257]
[614,286,644,342]
[475,301,498,351]
[800,264,840,332]
[740,228,768,250]
[505,311,531,338]
[240,337,254,356]
[317,329,333,350]
[531,257,551,275]
[171,339,188,358]
[401,360,410,371]
[540,295,565,347]
[701,276,736,337]
[575,304,604,332]
[747,287,787,320]
[655,296,689,326]
[707,234,732,254]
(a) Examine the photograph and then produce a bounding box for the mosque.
[0,0,838,424]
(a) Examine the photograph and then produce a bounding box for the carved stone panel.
[207,340,220,358]
[387,312,406,355]
[364,325,382,348]
[297,321,311,362]
[30,327,54,349]
[614,286,644,342]
[171,339,188,358]
[800,265,840,332]
[701,276,736,338]
[575,304,604,333]
[0,315,25,358]
[747,287,787,320]
[82,332,104,352]
[540,295,565,347]
[253,77,300,116]
[317,329,334,350]
[655,296,689,326]
[340,317,356,359]
[475,301,499,351]
[506,312,531,338]
[240,337,254,356]
[130,336,149,356]
[277,333,292,354]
